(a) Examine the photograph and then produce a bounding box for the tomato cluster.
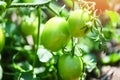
[41,9,93,51]
[20,8,93,79]
[40,9,93,79]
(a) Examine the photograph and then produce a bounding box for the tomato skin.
[58,54,83,80]
[67,9,92,37]
[0,27,5,52]
[41,17,70,51]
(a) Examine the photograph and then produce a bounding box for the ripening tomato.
[58,54,83,80]
[67,9,92,37]
[41,17,70,51]
[0,27,5,52]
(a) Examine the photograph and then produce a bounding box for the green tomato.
[67,9,92,37]
[0,1,7,14]
[58,54,83,80]
[21,15,38,36]
[0,27,5,52]
[41,17,70,51]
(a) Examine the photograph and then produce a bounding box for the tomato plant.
[1,0,119,80]
[58,54,83,80]
[41,17,70,51]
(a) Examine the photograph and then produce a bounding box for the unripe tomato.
[58,54,83,80]
[41,17,70,51]
[21,16,38,36]
[0,1,7,14]
[0,27,5,52]
[67,9,92,37]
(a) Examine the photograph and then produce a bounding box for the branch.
[9,0,51,8]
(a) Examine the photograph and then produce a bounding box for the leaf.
[106,10,119,27]
[0,1,7,9]
[12,53,33,72]
[37,47,52,62]
[20,71,40,80]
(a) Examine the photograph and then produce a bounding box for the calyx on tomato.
[67,9,93,37]
[41,17,70,51]
[58,54,83,80]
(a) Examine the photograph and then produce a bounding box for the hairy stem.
[9,0,51,8]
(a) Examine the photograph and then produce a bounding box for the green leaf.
[0,1,7,8]
[0,1,7,14]
[37,47,52,62]
[106,10,119,27]
[12,53,33,72]
[20,71,40,80]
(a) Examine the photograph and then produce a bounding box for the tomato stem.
[36,7,41,52]
[46,4,59,16]
[9,0,51,8]
[71,37,75,56]
[32,7,41,68]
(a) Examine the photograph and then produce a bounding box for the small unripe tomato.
[41,17,70,51]
[0,27,5,52]
[58,54,83,80]
[21,15,38,36]
[4,0,13,7]
[0,1,7,14]
[67,9,92,37]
